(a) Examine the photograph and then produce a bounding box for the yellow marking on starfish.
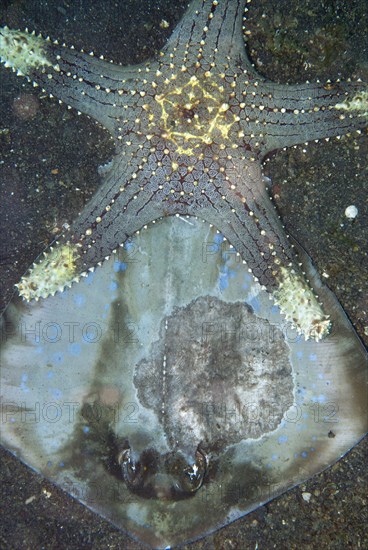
[273,266,331,341]
[0,27,52,74]
[334,91,368,118]
[16,244,80,301]
[154,75,238,155]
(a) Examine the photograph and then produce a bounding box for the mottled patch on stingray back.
[134,296,293,450]
[0,217,367,548]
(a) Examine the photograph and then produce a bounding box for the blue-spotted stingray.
[0,0,367,547]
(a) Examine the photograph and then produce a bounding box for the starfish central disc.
[154,75,238,155]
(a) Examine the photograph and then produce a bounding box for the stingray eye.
[181,447,208,493]
[117,448,143,489]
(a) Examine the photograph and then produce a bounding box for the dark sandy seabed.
[0,0,367,548]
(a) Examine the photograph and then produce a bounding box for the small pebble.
[13,94,40,120]
[344,205,358,219]
[302,491,312,502]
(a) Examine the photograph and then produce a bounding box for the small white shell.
[345,205,358,219]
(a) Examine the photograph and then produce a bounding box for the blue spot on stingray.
[296,351,303,359]
[311,394,326,403]
[35,346,44,355]
[309,353,317,362]
[303,412,309,419]
[310,447,316,452]
[249,296,260,313]
[47,371,54,379]
[51,352,64,365]
[86,271,95,285]
[114,261,127,272]
[301,451,308,458]
[110,280,118,292]
[294,452,299,459]
[83,426,90,434]
[278,435,288,444]
[59,462,65,468]
[68,343,81,357]
[51,388,63,399]
[214,233,224,244]
[271,454,278,461]
[20,378,29,393]
[20,373,29,392]
[104,303,110,311]
[73,293,86,307]
[318,373,324,379]
[124,241,134,251]
[219,270,229,291]
[47,461,53,468]
[271,305,280,314]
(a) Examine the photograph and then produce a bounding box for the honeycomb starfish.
[0,0,366,338]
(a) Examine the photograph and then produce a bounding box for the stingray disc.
[1,217,367,548]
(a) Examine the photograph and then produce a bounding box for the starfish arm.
[195,160,295,285]
[195,158,330,339]
[0,26,153,135]
[162,0,257,74]
[15,154,168,302]
[238,80,368,156]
